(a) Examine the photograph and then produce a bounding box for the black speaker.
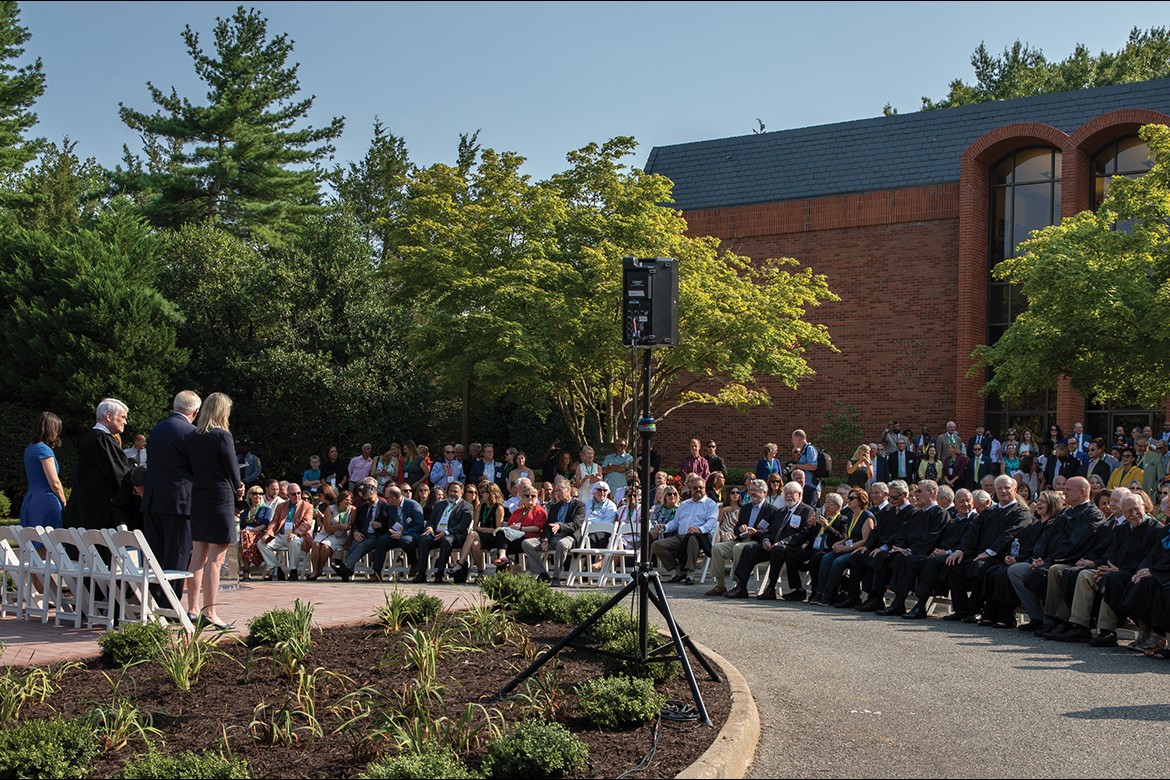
[622,256,678,348]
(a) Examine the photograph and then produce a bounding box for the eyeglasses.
[848,494,859,500]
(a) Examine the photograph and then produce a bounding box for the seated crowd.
[238,422,1170,658]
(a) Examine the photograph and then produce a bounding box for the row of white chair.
[0,524,195,634]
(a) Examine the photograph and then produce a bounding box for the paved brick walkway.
[0,580,486,666]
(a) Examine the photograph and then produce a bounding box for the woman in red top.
[495,485,548,569]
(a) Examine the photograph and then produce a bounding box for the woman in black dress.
[187,392,244,629]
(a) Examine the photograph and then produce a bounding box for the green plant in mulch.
[246,599,314,646]
[97,622,170,667]
[576,675,667,728]
[566,592,638,644]
[0,718,97,780]
[359,745,478,779]
[599,631,682,684]
[113,750,251,779]
[481,719,587,779]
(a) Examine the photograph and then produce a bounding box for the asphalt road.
[646,584,1170,778]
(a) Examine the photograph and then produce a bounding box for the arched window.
[986,147,1061,435]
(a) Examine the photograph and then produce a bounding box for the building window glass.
[987,146,1061,431]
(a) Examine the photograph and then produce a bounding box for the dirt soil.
[23,617,731,779]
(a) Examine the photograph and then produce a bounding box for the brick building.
[644,78,1170,469]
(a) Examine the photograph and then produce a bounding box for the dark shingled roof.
[644,78,1170,211]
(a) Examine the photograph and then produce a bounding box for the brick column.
[1055,377,1086,433]
[954,158,989,434]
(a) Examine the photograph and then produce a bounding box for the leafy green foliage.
[335,118,411,262]
[117,7,343,244]
[482,719,587,780]
[479,570,571,623]
[600,631,682,684]
[0,718,97,780]
[8,139,108,232]
[576,675,666,729]
[0,1,45,192]
[915,26,1170,111]
[566,593,637,644]
[816,402,862,463]
[973,123,1170,407]
[114,751,251,779]
[247,599,314,646]
[0,490,10,519]
[97,622,169,667]
[359,746,478,780]
[0,207,186,447]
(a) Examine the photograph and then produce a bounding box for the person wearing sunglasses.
[429,444,466,491]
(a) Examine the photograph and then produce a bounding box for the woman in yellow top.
[1106,448,1145,489]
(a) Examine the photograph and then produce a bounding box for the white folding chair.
[109,529,195,634]
[73,529,120,630]
[0,527,25,619]
[601,520,639,586]
[42,528,88,628]
[12,526,52,623]
[565,520,621,587]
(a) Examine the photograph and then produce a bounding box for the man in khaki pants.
[705,479,775,596]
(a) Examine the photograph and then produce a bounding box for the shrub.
[97,622,170,667]
[482,719,587,779]
[566,593,637,644]
[600,631,682,684]
[247,599,313,646]
[0,718,97,780]
[114,750,251,779]
[478,570,543,609]
[576,675,666,728]
[359,746,477,779]
[0,492,11,520]
[402,593,444,625]
[514,587,572,624]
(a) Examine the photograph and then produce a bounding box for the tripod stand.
[497,350,721,725]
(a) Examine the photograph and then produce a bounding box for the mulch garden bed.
[20,615,730,778]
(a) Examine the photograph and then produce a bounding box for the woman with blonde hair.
[187,392,243,630]
[845,444,873,488]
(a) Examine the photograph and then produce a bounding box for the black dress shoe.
[855,598,884,612]
[1089,630,1118,647]
[668,572,688,583]
[783,589,807,602]
[410,574,427,584]
[757,588,777,601]
[903,606,927,620]
[1017,619,1045,632]
[1054,624,1092,643]
[537,572,551,583]
[942,611,973,621]
[724,587,747,599]
[876,605,906,617]
[432,574,446,584]
[833,596,859,609]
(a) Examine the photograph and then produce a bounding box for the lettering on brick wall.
[891,339,925,349]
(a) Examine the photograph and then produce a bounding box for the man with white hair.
[68,397,133,531]
[650,472,719,585]
[141,391,201,598]
[705,479,776,596]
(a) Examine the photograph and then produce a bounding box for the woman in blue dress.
[21,412,67,527]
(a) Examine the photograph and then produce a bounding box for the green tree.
[0,205,187,441]
[972,123,1170,408]
[387,137,837,448]
[334,117,411,262]
[11,138,108,232]
[118,6,344,246]
[904,26,1170,112]
[0,0,44,193]
[159,215,430,479]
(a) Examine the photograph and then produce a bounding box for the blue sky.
[20,1,1170,181]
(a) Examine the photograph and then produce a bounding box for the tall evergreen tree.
[118,6,344,246]
[0,1,45,196]
[335,118,411,261]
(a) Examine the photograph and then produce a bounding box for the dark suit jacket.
[68,426,131,529]
[141,412,195,516]
[1033,501,1107,564]
[545,498,587,539]
[868,502,915,549]
[467,459,508,491]
[966,455,994,489]
[888,504,946,556]
[959,500,1032,560]
[1081,457,1112,483]
[427,498,473,538]
[766,502,814,545]
[885,449,916,482]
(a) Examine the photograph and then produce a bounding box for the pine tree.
[118,6,344,246]
[335,118,411,261]
[0,1,45,193]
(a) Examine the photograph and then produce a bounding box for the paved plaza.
[3,579,1169,778]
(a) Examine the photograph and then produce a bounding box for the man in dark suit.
[523,478,586,584]
[467,442,508,492]
[336,480,392,582]
[141,391,201,597]
[967,426,994,462]
[858,479,947,612]
[965,443,994,490]
[1081,438,1113,484]
[415,480,473,583]
[67,397,132,531]
[1070,422,1092,458]
[893,488,980,619]
[726,481,811,599]
[886,438,916,483]
[706,478,778,595]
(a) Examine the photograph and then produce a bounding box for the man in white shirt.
[123,433,148,466]
[582,482,618,548]
[649,472,720,585]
